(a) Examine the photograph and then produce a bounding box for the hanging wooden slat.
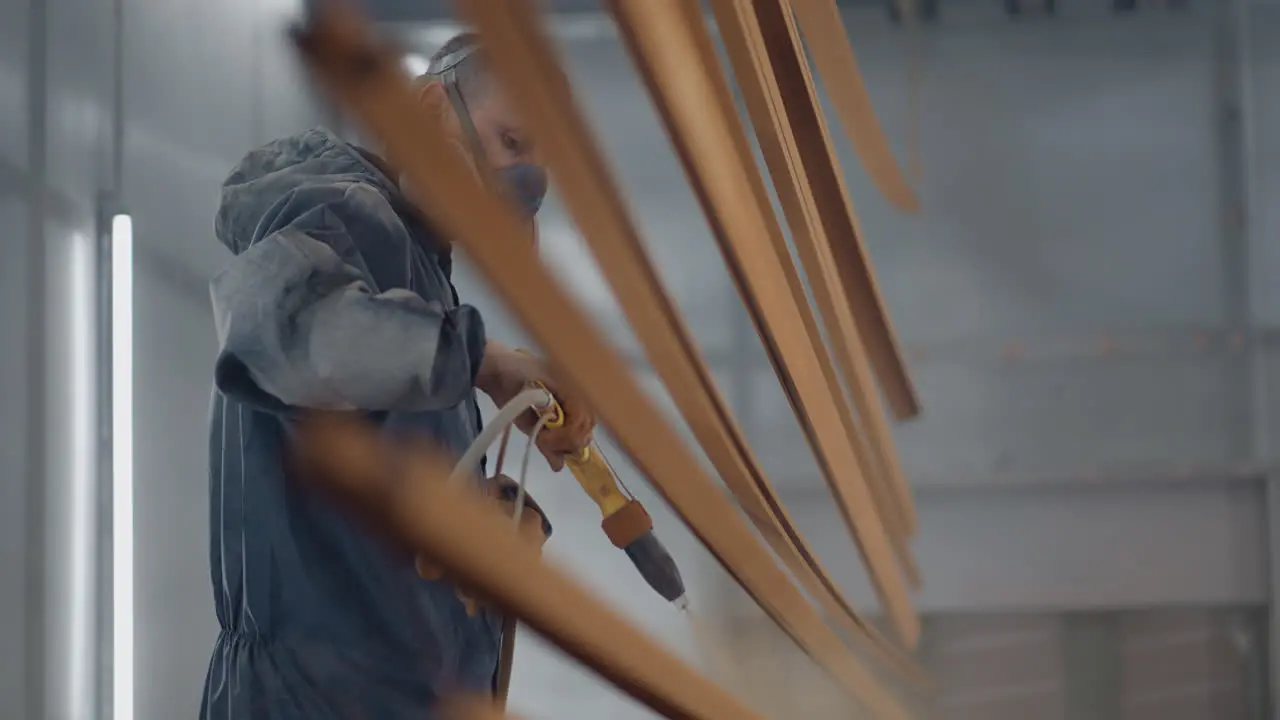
[785,0,923,421]
[709,0,920,549]
[606,0,919,647]
[707,0,914,558]
[761,0,922,541]
[452,0,925,684]
[294,416,767,720]
[783,0,920,216]
[290,6,911,717]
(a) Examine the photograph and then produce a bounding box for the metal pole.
[1216,0,1253,460]
[1223,0,1277,715]
[96,193,118,720]
[24,0,49,714]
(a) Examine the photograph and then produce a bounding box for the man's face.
[462,87,535,173]
[426,80,533,173]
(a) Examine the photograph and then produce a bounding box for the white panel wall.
[0,197,31,718]
[120,0,324,714]
[701,604,1266,720]
[775,482,1268,614]
[129,284,219,719]
[0,0,327,717]
[0,0,32,710]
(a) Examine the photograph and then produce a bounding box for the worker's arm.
[210,182,488,414]
[473,338,517,401]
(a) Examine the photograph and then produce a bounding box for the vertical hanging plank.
[290,6,912,716]
[786,0,923,421]
[607,0,920,647]
[708,0,920,560]
[783,0,920,215]
[761,0,922,544]
[727,0,926,538]
[454,0,926,682]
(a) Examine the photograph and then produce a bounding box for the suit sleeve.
[209,181,487,414]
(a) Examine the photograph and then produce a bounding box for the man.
[202,32,594,718]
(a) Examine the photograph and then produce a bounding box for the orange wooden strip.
[607,0,919,647]
[783,0,920,214]
[296,416,766,720]
[763,0,922,544]
[712,0,921,546]
[786,0,923,421]
[708,0,918,558]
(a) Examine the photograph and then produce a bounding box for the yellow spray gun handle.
[530,381,630,519]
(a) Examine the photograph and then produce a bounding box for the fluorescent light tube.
[110,213,134,720]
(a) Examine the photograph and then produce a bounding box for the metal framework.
[289,0,925,716]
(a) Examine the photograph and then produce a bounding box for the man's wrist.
[475,346,502,398]
[475,340,515,400]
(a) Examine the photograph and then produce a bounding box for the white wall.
[120,0,325,715]
[130,283,219,719]
[0,0,33,711]
[0,0,327,717]
[0,196,31,718]
[703,606,1267,720]
[753,1,1274,617]
[770,481,1269,614]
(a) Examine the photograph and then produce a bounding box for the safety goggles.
[426,43,488,165]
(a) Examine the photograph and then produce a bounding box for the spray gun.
[449,377,688,606]
[533,382,688,607]
[446,379,691,704]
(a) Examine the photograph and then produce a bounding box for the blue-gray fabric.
[202,127,505,719]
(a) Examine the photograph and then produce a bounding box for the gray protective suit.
[202,127,535,718]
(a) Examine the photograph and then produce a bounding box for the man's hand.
[476,341,595,471]
[415,474,549,615]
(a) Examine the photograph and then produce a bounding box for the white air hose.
[511,413,552,527]
[448,386,555,486]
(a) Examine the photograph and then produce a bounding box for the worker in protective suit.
[202,32,595,718]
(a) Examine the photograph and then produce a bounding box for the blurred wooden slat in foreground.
[293,415,766,720]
